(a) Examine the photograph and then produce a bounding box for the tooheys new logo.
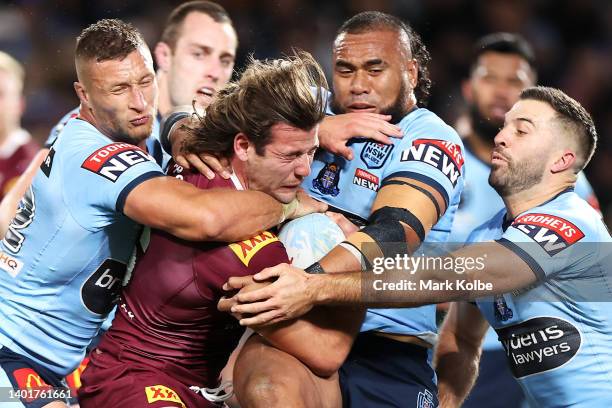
[497,317,582,378]
[81,143,153,182]
[512,213,585,256]
[400,139,464,186]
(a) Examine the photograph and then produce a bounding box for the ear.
[406,59,418,89]
[154,42,172,72]
[74,81,89,107]
[233,133,251,161]
[461,79,473,103]
[550,149,576,173]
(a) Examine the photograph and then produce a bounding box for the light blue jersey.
[470,190,612,407]
[303,108,465,343]
[0,118,164,375]
[451,143,600,350]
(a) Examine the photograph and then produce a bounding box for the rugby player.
[0,20,323,408]
[221,11,465,408]
[448,32,601,407]
[228,87,612,407]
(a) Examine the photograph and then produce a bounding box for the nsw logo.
[400,139,464,186]
[353,168,379,191]
[512,213,585,256]
[81,143,154,182]
[360,142,393,169]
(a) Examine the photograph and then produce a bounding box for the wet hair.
[184,50,327,156]
[160,1,234,50]
[75,19,145,63]
[335,11,432,106]
[521,86,597,171]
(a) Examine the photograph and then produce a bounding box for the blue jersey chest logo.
[360,142,393,169]
[312,162,341,196]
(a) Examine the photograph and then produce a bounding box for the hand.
[287,189,328,220]
[319,113,402,160]
[224,263,316,326]
[175,152,232,180]
[325,211,359,237]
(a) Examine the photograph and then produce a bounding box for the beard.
[330,80,411,124]
[489,152,546,197]
[469,103,503,143]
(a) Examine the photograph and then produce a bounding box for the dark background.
[1,0,610,225]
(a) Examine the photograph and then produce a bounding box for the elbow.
[304,353,345,378]
[194,208,225,241]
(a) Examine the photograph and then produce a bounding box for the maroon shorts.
[78,342,219,408]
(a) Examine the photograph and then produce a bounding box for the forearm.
[256,306,362,377]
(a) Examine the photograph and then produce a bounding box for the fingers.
[185,154,215,179]
[224,275,255,291]
[217,296,236,312]
[335,145,354,161]
[231,299,276,315]
[199,153,231,179]
[252,265,284,281]
[175,155,192,170]
[236,286,274,303]
[239,310,285,327]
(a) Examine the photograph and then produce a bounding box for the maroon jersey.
[98,164,289,387]
[0,129,39,199]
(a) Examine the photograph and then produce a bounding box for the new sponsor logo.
[512,213,585,256]
[400,139,464,186]
[353,168,379,191]
[80,258,127,315]
[360,142,394,169]
[230,231,279,266]
[13,368,51,402]
[145,385,185,407]
[312,162,341,196]
[81,143,154,182]
[0,250,24,277]
[496,316,582,378]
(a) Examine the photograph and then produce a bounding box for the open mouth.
[347,102,377,112]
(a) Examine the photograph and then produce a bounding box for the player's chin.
[128,126,154,145]
[273,187,299,204]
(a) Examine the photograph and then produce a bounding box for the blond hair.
[0,51,25,91]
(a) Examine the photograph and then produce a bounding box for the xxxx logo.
[229,231,279,266]
[145,385,185,407]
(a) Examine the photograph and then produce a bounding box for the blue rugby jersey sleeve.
[45,107,80,147]
[62,139,164,230]
[496,211,590,281]
[382,116,465,210]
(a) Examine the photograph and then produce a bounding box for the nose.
[129,87,146,112]
[204,59,222,83]
[493,126,509,148]
[294,153,311,178]
[350,70,370,95]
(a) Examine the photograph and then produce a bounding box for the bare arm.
[224,240,538,325]
[435,302,489,408]
[0,148,48,237]
[123,177,326,242]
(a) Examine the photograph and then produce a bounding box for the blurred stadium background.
[1,0,610,225]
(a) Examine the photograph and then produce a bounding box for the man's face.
[244,123,318,203]
[167,12,237,109]
[80,46,158,145]
[331,30,416,123]
[0,70,22,136]
[467,52,535,133]
[489,99,557,196]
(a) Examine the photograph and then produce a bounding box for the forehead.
[175,12,237,50]
[87,46,154,83]
[506,99,556,126]
[333,30,408,63]
[267,123,317,148]
[473,51,533,79]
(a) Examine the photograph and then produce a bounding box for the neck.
[156,70,172,117]
[0,124,17,146]
[230,156,249,189]
[459,114,494,164]
[502,180,574,219]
